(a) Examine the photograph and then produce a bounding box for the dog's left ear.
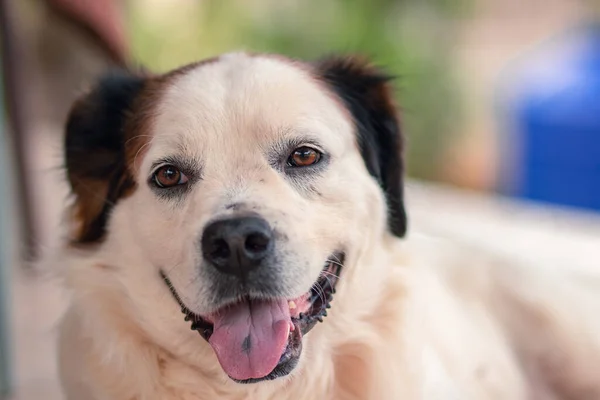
[315,56,407,237]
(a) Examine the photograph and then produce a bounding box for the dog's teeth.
[288,300,297,310]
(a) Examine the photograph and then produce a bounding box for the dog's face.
[64,53,405,383]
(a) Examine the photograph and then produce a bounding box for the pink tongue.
[208,298,292,381]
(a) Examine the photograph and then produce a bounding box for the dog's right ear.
[64,72,146,244]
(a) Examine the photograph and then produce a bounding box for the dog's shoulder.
[390,235,527,399]
[395,233,600,399]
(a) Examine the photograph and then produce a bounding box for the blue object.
[498,24,600,211]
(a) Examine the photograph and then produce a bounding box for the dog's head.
[64,53,405,383]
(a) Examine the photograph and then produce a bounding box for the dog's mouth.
[161,252,344,384]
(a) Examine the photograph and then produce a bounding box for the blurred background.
[1,0,600,398]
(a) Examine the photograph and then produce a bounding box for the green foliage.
[127,0,470,181]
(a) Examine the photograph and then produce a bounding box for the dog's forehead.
[148,53,352,154]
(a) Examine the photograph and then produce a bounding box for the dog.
[54,52,600,399]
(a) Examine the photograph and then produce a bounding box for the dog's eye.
[153,165,188,188]
[287,146,322,168]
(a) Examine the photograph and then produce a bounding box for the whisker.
[311,281,327,305]
[164,261,185,276]
[329,254,344,264]
[320,273,336,290]
[320,270,341,281]
[124,134,154,147]
[326,260,345,269]
[181,273,201,293]
[133,140,155,171]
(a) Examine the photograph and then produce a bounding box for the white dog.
[55,52,600,399]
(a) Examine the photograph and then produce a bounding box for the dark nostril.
[244,232,270,255]
[210,238,230,260]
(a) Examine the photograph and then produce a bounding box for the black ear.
[315,56,407,237]
[64,71,146,243]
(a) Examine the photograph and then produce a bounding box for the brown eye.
[153,165,188,188]
[288,146,322,167]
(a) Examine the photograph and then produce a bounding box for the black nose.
[201,216,274,278]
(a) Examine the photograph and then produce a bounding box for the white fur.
[54,53,600,399]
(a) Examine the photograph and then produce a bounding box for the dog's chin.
[161,252,344,384]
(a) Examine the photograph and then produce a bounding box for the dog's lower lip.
[161,251,345,382]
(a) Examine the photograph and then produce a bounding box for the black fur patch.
[65,71,145,243]
[315,56,407,237]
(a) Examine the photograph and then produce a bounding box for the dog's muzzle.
[161,247,345,384]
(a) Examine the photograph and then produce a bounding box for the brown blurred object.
[44,0,129,66]
[0,0,128,261]
[439,123,498,192]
